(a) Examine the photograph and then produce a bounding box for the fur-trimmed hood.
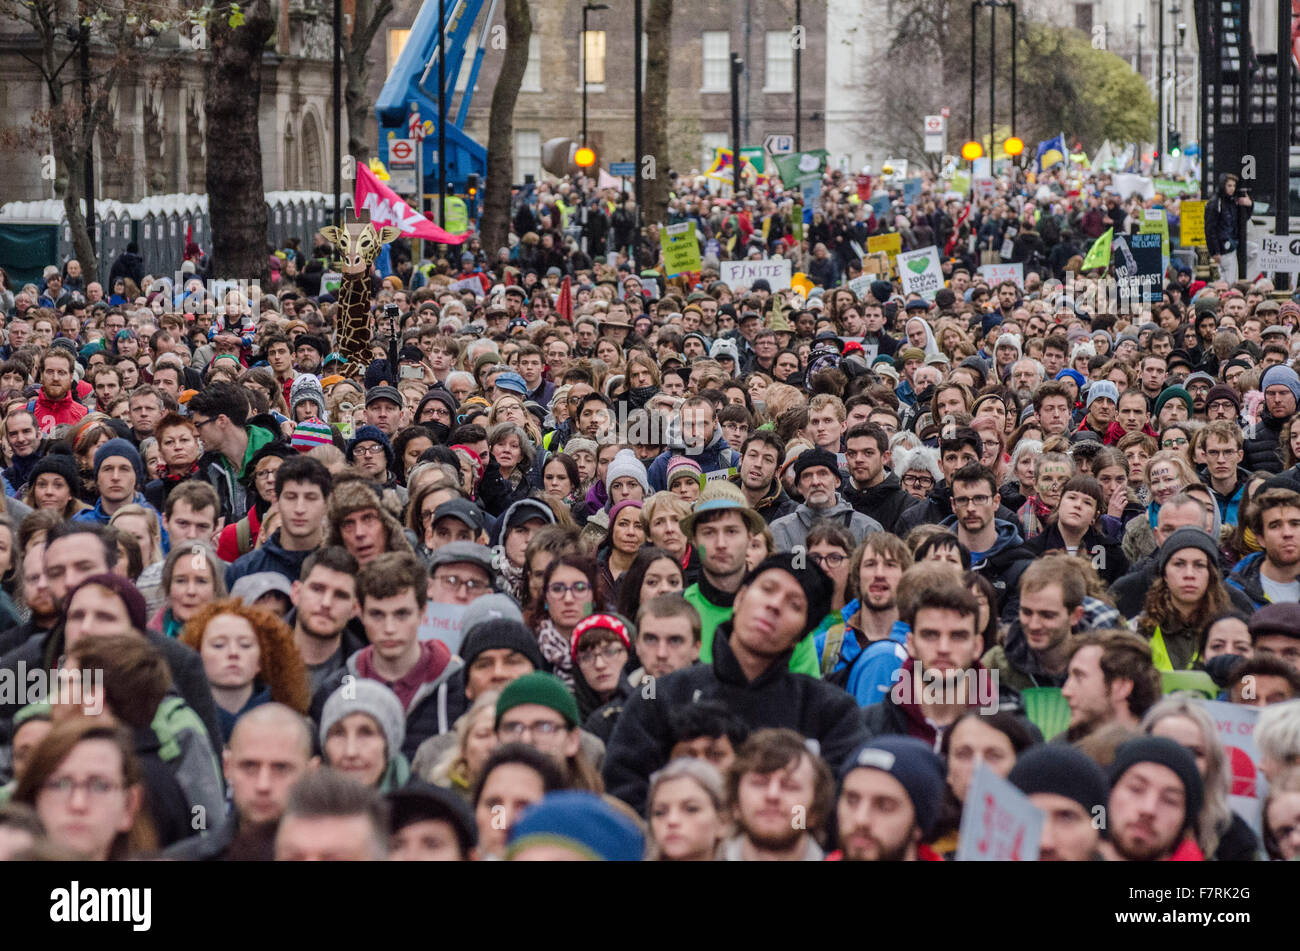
[324,478,414,556]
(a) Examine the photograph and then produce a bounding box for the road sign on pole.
[389,139,416,167]
[924,116,947,155]
[764,134,795,155]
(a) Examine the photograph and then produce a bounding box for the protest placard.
[866,232,902,264]
[418,601,469,653]
[955,763,1043,861]
[1127,233,1164,302]
[447,276,485,298]
[719,258,793,291]
[660,221,702,276]
[979,263,1025,288]
[1180,200,1206,248]
[1200,699,1267,834]
[897,246,944,300]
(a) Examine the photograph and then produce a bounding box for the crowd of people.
[0,157,1299,864]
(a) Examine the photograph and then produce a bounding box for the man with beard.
[294,334,328,376]
[841,423,912,533]
[721,728,835,861]
[1010,358,1044,404]
[1008,746,1108,861]
[1061,630,1160,742]
[289,547,366,694]
[831,736,946,862]
[1227,488,1300,608]
[31,348,87,431]
[769,449,882,552]
[1103,737,1206,861]
[983,560,1082,691]
[733,431,796,523]
[166,703,320,860]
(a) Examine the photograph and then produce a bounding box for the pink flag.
[354,162,469,245]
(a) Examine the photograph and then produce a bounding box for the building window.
[579,30,607,90]
[702,31,730,92]
[388,29,411,75]
[765,31,793,92]
[515,130,541,182]
[702,131,730,167]
[522,35,541,92]
[1074,3,1093,34]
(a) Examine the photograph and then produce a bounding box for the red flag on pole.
[355,162,468,244]
[556,275,573,324]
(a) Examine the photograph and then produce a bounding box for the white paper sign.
[1199,698,1267,834]
[719,258,793,291]
[1257,235,1300,273]
[956,763,1043,861]
[447,276,486,298]
[979,263,1025,288]
[848,275,876,299]
[418,601,469,653]
[897,246,944,301]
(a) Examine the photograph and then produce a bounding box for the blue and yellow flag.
[1036,134,1067,172]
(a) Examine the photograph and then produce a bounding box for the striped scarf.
[536,617,575,688]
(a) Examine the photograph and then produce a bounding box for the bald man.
[164,703,319,861]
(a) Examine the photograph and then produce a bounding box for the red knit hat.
[570,613,632,663]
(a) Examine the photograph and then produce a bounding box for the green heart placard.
[907,258,929,275]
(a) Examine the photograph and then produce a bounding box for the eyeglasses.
[353,444,386,457]
[42,776,123,800]
[191,415,216,430]
[901,474,933,488]
[952,494,992,509]
[578,643,627,665]
[434,573,491,593]
[809,552,848,569]
[547,580,591,599]
[499,720,565,739]
[254,466,281,482]
[1162,437,1189,448]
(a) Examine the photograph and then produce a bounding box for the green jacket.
[684,581,820,678]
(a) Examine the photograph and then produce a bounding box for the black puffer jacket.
[602,622,868,815]
[1243,414,1285,474]
[842,472,914,535]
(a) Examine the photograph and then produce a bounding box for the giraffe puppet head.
[319,212,399,271]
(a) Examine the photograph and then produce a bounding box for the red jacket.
[30,390,88,432]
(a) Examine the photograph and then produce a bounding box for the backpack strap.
[236,516,253,555]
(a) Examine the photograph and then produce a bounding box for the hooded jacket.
[30,388,88,431]
[646,429,740,492]
[938,516,1035,616]
[1197,464,1252,528]
[1242,413,1285,474]
[1025,523,1129,585]
[602,621,869,815]
[841,471,913,534]
[731,473,797,524]
[981,621,1070,691]
[895,481,1019,536]
[770,497,883,552]
[199,413,282,522]
[309,641,466,760]
[225,530,316,589]
[1226,551,1275,611]
[862,657,1026,748]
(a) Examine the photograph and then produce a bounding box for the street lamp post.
[731,53,743,199]
[581,3,609,146]
[333,0,341,226]
[795,0,802,152]
[1158,0,1165,167]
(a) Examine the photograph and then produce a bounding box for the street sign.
[924,116,947,155]
[389,139,416,168]
[387,168,417,195]
[610,161,636,177]
[764,134,795,155]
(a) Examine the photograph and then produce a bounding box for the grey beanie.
[290,373,327,419]
[605,448,650,495]
[1155,527,1221,578]
[320,679,406,755]
[459,593,525,642]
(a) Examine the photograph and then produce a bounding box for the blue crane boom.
[375,0,496,195]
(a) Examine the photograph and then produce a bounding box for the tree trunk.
[345,0,394,165]
[59,146,97,277]
[480,0,531,254]
[205,0,276,285]
[643,0,673,226]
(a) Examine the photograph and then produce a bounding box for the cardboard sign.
[1200,699,1266,834]
[866,232,902,262]
[660,221,702,277]
[979,262,1025,288]
[418,601,469,653]
[897,246,944,300]
[719,258,793,291]
[973,177,997,200]
[956,763,1043,861]
[1180,200,1207,247]
[848,274,876,299]
[1127,232,1164,302]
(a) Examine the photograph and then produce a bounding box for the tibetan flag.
[1081,227,1113,271]
[1036,134,1067,173]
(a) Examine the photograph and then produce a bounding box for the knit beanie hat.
[994,333,1022,356]
[1008,745,1109,815]
[792,447,840,482]
[1085,380,1120,409]
[565,436,598,459]
[93,437,144,485]
[1155,527,1221,578]
[67,573,148,633]
[743,551,833,637]
[569,613,633,663]
[505,790,645,861]
[1153,385,1193,419]
[291,417,334,453]
[1109,736,1204,833]
[347,424,394,471]
[459,593,525,642]
[1261,364,1300,402]
[1055,368,1086,389]
[320,679,406,755]
[295,333,330,361]
[1205,383,1242,413]
[28,452,82,497]
[290,374,327,419]
[608,498,643,525]
[460,617,544,670]
[604,448,650,495]
[840,736,947,837]
[495,672,580,729]
[665,455,704,489]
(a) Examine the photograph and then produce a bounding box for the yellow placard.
[1180,200,1206,248]
[866,233,902,261]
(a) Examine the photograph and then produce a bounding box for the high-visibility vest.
[1150,624,1199,672]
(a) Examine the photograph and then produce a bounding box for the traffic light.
[466,173,479,197]
[960,141,983,161]
[541,138,599,176]
[1003,136,1024,157]
[1168,131,1181,156]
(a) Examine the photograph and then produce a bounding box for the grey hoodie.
[770,497,883,552]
